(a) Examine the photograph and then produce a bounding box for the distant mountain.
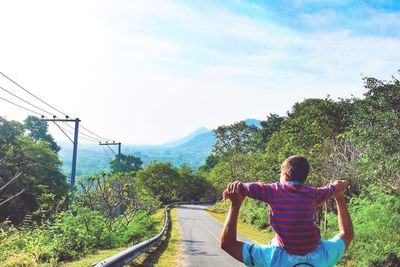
[244,118,261,128]
[58,119,260,177]
[59,127,215,176]
[155,127,211,148]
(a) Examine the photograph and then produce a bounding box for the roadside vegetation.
[0,116,211,266]
[1,71,399,266]
[200,72,400,266]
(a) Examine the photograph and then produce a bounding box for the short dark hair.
[281,155,310,183]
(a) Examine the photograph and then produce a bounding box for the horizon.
[1,0,399,145]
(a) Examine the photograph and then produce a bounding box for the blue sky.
[0,0,399,144]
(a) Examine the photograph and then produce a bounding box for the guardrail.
[94,201,212,267]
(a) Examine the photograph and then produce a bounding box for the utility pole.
[99,141,122,171]
[42,117,80,205]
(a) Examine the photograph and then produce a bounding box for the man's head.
[280,155,310,184]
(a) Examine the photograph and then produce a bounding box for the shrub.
[326,185,400,266]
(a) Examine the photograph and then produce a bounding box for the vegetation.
[0,115,212,265]
[1,71,399,266]
[201,72,400,266]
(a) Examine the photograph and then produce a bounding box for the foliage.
[259,113,285,145]
[326,185,400,266]
[0,206,160,265]
[136,162,213,204]
[349,74,400,192]
[0,117,67,224]
[110,153,143,174]
[213,121,260,157]
[24,115,60,153]
[76,171,160,247]
[205,72,400,266]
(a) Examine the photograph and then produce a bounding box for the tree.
[198,153,219,172]
[0,116,67,224]
[76,171,159,247]
[264,98,354,185]
[110,153,143,174]
[24,115,60,153]
[259,113,285,145]
[213,121,260,157]
[349,73,400,192]
[136,162,180,204]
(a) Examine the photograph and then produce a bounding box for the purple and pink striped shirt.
[241,181,336,255]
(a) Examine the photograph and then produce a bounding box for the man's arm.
[220,181,245,262]
[334,190,354,251]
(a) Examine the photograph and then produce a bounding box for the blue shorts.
[242,236,345,267]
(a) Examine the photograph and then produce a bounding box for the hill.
[59,119,260,177]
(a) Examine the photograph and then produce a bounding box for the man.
[220,181,354,267]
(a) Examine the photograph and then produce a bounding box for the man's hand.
[333,180,348,198]
[222,181,246,205]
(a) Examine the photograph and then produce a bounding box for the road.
[176,204,251,267]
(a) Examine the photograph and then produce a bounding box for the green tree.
[24,115,60,153]
[259,113,285,145]
[198,153,219,172]
[76,171,159,247]
[265,98,354,185]
[0,117,67,224]
[213,121,260,157]
[349,73,400,192]
[136,162,180,204]
[110,153,143,174]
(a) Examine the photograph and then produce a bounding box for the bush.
[0,206,159,265]
[326,185,400,266]
[239,198,269,229]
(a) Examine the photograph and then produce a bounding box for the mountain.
[59,119,260,177]
[159,127,211,148]
[59,127,215,177]
[244,118,261,128]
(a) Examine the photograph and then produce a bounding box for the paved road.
[176,204,251,267]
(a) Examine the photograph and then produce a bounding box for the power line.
[53,121,74,144]
[107,145,117,156]
[1,72,119,148]
[0,72,69,117]
[0,95,43,117]
[101,146,113,162]
[80,124,113,142]
[60,122,102,142]
[50,121,98,143]
[0,85,55,117]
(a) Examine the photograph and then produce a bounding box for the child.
[223,155,346,255]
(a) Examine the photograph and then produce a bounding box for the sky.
[0,0,399,145]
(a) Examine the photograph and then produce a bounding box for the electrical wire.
[53,123,99,143]
[60,121,102,142]
[0,95,44,117]
[53,121,74,144]
[107,145,117,156]
[1,72,120,146]
[0,72,69,117]
[80,124,113,142]
[0,85,55,117]
[101,146,113,162]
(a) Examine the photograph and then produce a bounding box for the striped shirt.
[241,181,336,255]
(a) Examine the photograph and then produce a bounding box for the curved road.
[176,204,251,267]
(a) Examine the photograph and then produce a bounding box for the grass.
[132,208,182,267]
[60,209,166,267]
[206,202,274,244]
[154,208,182,267]
[60,247,130,267]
